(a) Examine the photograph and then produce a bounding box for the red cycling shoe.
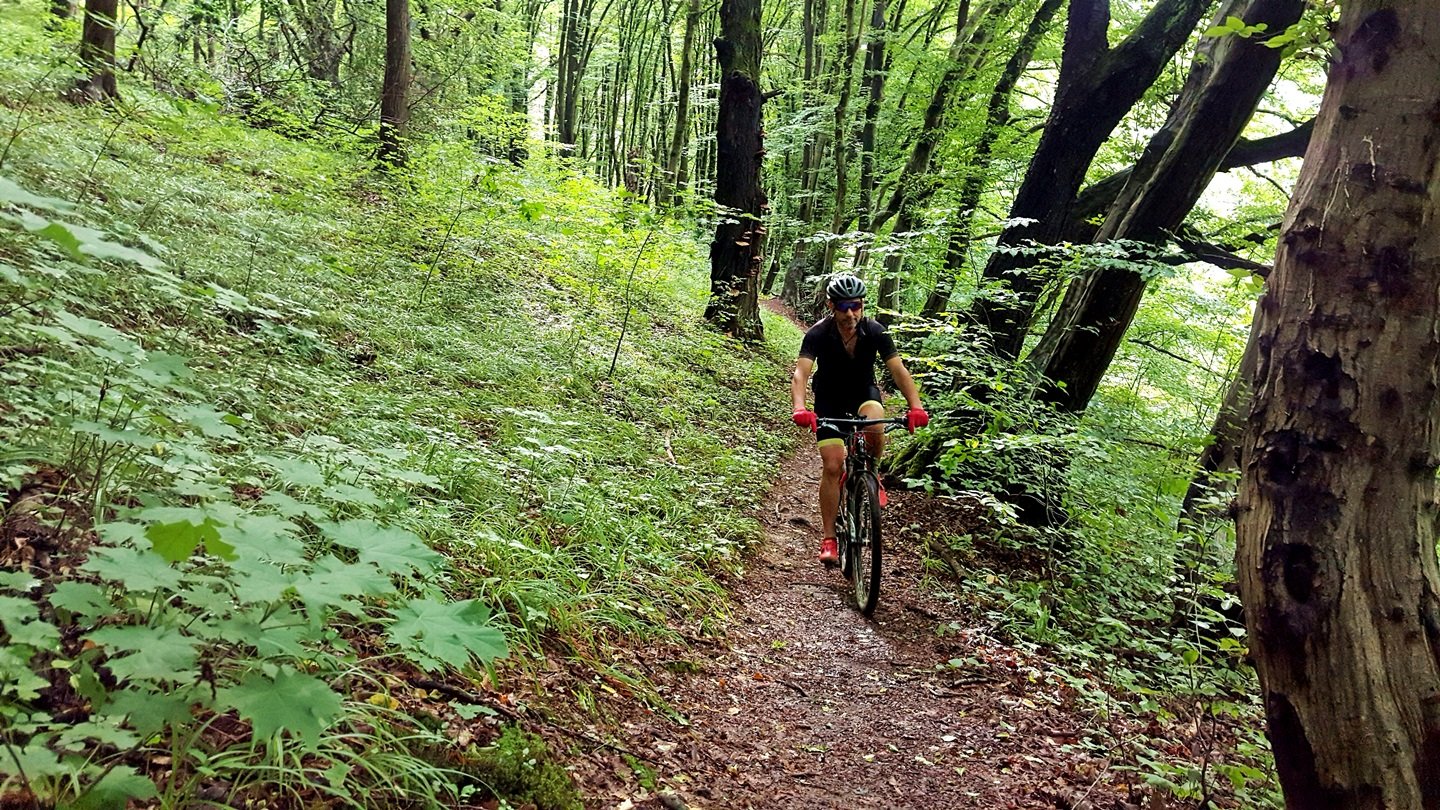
[818,537,839,566]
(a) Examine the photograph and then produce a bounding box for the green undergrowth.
[0,6,796,805]
[895,276,1275,804]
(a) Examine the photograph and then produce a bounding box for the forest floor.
[558,445,1131,810]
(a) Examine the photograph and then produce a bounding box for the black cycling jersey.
[798,316,898,414]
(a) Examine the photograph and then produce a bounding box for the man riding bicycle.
[791,273,928,566]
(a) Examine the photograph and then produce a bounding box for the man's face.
[831,298,864,330]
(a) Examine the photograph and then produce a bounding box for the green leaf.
[258,455,326,487]
[222,514,306,566]
[0,594,38,629]
[218,666,343,748]
[85,625,199,682]
[71,765,160,809]
[71,420,161,449]
[0,571,37,592]
[321,519,443,576]
[173,404,241,440]
[387,598,508,672]
[1225,14,1246,30]
[258,491,329,519]
[296,555,391,616]
[102,687,198,737]
[0,743,65,780]
[55,719,142,752]
[0,647,50,700]
[145,518,233,563]
[320,482,383,507]
[48,581,113,619]
[2,604,60,650]
[229,558,297,604]
[0,175,75,213]
[131,352,194,387]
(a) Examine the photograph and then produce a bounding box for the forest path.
[568,446,1109,810]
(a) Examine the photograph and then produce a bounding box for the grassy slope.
[1,4,799,803]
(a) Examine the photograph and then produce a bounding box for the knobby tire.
[849,473,882,616]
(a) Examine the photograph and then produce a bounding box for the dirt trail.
[568,447,1110,810]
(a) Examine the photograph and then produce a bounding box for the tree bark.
[856,0,891,234]
[663,0,702,206]
[284,0,344,85]
[1061,120,1314,244]
[778,0,828,309]
[818,0,868,276]
[704,0,766,341]
[74,0,120,102]
[377,0,412,164]
[1235,6,1440,806]
[964,0,1212,362]
[1026,0,1306,413]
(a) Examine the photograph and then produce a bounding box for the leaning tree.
[1235,4,1440,805]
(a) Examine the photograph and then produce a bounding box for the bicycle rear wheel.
[847,473,882,616]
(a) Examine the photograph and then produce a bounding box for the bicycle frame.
[816,416,905,615]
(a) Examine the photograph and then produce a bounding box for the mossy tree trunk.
[1235,6,1440,805]
[704,0,766,341]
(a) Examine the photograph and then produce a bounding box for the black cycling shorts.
[815,384,883,445]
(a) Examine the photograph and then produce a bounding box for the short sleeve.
[871,320,898,361]
[799,325,823,360]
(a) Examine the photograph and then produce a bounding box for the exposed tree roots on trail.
[561,448,1125,809]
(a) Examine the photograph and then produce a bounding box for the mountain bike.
[818,415,906,617]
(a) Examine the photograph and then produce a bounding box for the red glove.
[906,407,929,433]
[792,409,818,432]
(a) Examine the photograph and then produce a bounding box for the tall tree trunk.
[918,0,1065,317]
[663,0,701,206]
[964,0,1212,362]
[818,0,868,275]
[704,0,766,341]
[377,0,412,164]
[778,0,828,309]
[74,0,119,102]
[871,0,1005,312]
[1026,0,1306,413]
[855,0,890,234]
[1236,6,1440,806]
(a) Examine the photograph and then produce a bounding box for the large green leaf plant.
[0,174,508,807]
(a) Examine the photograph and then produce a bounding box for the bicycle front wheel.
[848,473,883,616]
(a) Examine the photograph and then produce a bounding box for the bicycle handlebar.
[815,416,908,433]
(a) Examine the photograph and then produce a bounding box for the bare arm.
[792,357,815,411]
[885,355,923,410]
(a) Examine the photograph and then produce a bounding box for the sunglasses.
[834,300,864,313]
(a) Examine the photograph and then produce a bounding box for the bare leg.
[859,400,886,458]
[819,443,846,537]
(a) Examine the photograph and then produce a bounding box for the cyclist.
[791,273,928,566]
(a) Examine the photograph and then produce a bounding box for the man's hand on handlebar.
[792,409,818,432]
[905,407,929,433]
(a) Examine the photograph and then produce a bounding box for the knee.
[820,455,845,478]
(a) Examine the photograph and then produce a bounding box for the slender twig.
[0,64,64,171]
[608,229,655,377]
[78,108,129,201]
[416,176,476,305]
